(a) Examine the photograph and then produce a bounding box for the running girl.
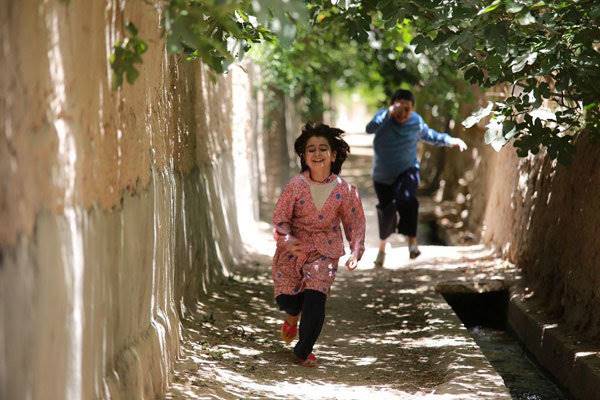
[272,123,366,367]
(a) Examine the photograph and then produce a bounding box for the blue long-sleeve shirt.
[366,108,452,184]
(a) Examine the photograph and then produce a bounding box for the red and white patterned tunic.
[272,172,366,297]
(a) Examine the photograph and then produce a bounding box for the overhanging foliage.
[401,0,600,163]
[110,0,305,87]
[105,0,600,163]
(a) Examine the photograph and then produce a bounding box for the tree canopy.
[303,0,600,163]
[404,0,600,163]
[108,0,600,163]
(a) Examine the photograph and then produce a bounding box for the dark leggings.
[374,167,420,239]
[276,290,327,360]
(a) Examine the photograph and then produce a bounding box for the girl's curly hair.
[294,123,350,175]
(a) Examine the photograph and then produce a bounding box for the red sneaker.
[281,320,298,344]
[297,353,318,367]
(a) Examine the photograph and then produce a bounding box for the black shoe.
[409,245,421,259]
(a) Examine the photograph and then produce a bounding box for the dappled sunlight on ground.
[166,246,518,399]
[165,137,519,399]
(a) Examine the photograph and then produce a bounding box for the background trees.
[111,0,600,163]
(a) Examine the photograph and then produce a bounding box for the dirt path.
[165,246,518,399]
[165,138,520,399]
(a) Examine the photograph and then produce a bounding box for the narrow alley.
[4,3,600,400]
[165,136,561,399]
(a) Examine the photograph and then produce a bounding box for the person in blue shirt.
[366,89,467,266]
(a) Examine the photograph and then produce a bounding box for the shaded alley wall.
[481,134,600,337]
[417,86,600,337]
[0,2,276,399]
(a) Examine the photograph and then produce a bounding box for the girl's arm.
[272,182,297,247]
[340,184,366,261]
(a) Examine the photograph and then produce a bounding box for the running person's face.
[390,99,414,124]
[304,136,336,176]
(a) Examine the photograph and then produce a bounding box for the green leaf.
[456,31,475,50]
[477,0,501,16]
[517,12,536,26]
[529,107,556,122]
[109,22,147,89]
[484,119,508,151]
[411,34,433,54]
[511,52,537,73]
[505,1,524,13]
[252,0,308,46]
[126,22,138,36]
[538,82,550,97]
[125,66,139,84]
[503,120,517,138]
[464,65,484,83]
[555,71,571,91]
[516,146,529,157]
[462,101,493,128]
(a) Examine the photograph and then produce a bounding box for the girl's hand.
[345,255,358,271]
[286,237,304,258]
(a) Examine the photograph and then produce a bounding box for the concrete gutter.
[508,288,600,400]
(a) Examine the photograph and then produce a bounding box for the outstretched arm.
[365,108,388,134]
[420,121,467,151]
[447,136,468,151]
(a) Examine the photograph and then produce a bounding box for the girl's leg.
[294,289,327,361]
[276,292,304,316]
[276,293,303,342]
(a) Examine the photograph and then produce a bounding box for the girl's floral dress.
[272,172,366,297]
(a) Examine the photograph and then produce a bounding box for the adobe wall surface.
[413,82,600,337]
[482,135,600,337]
[0,1,263,399]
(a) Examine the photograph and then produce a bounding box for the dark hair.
[390,89,415,105]
[294,123,350,175]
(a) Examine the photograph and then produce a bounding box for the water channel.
[443,290,570,400]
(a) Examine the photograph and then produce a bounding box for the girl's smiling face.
[304,136,336,176]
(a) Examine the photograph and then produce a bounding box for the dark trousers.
[374,167,419,240]
[276,290,327,360]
